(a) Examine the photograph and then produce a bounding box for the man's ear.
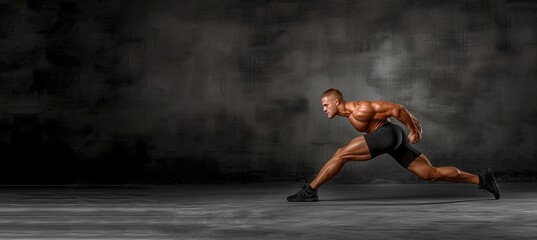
[334,99,340,106]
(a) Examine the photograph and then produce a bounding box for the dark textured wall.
[1,0,536,184]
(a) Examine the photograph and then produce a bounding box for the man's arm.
[356,100,422,144]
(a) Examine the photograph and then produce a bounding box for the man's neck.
[337,101,352,117]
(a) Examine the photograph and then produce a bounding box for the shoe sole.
[287,198,319,202]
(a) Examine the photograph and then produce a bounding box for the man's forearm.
[371,101,422,133]
[394,105,421,133]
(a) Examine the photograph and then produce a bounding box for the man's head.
[321,88,344,119]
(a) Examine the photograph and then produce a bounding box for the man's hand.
[408,130,422,144]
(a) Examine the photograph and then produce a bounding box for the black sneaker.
[287,184,319,202]
[478,168,500,200]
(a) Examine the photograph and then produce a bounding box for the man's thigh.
[337,136,372,161]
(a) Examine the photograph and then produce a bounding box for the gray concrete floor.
[0,183,535,239]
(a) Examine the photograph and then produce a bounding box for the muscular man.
[287,88,500,202]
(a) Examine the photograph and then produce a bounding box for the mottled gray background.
[0,0,536,184]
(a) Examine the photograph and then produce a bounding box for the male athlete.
[287,88,500,202]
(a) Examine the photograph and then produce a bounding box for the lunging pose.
[287,88,500,202]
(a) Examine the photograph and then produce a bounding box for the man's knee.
[334,147,351,160]
[419,168,441,181]
[334,147,344,157]
[329,148,347,163]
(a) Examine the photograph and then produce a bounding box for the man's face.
[321,96,338,119]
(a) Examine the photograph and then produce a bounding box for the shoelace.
[298,185,308,196]
[297,184,314,197]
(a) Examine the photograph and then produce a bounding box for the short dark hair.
[321,88,343,100]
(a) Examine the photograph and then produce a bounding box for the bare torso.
[344,101,390,133]
[348,114,389,133]
[321,96,421,143]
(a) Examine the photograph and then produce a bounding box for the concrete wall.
[1,0,536,184]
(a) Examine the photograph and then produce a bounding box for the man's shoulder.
[348,100,372,107]
[346,100,373,112]
[347,100,371,104]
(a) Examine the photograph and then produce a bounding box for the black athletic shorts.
[363,122,422,168]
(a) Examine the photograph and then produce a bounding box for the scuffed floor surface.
[0,183,536,239]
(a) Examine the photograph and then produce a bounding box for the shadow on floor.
[320,198,495,206]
